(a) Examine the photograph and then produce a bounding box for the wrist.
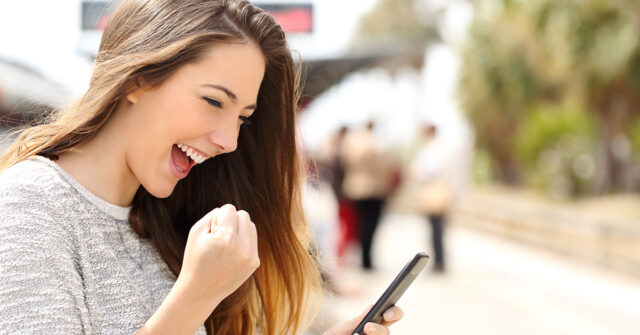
[175,274,223,312]
[137,276,219,335]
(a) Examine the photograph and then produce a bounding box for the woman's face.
[122,41,265,198]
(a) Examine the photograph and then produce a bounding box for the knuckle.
[221,204,236,212]
[239,210,252,222]
[189,224,198,234]
[217,238,229,249]
[222,233,235,245]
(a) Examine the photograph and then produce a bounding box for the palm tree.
[459,2,553,183]
[460,0,640,193]
[530,0,640,192]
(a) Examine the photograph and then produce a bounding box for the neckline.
[29,155,132,221]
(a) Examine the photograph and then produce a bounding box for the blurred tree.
[352,0,439,49]
[516,103,597,197]
[459,4,553,183]
[530,0,640,192]
[632,120,640,159]
[460,0,640,194]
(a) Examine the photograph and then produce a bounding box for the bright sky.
[0,1,92,96]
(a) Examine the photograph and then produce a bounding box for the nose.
[207,118,239,154]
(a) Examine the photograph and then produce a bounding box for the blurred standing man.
[411,124,455,273]
[340,120,393,270]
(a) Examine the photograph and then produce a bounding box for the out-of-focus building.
[0,59,70,151]
[0,59,69,126]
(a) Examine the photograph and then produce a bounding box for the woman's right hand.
[176,204,260,309]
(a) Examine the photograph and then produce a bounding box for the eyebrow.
[201,84,257,110]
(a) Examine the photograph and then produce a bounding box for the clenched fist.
[177,204,260,309]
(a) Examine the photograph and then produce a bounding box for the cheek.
[125,92,191,177]
[136,90,205,142]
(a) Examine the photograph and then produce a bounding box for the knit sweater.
[0,155,207,335]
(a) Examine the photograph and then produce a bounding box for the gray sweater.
[0,155,207,335]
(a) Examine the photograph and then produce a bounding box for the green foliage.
[459,3,552,182]
[529,0,640,95]
[631,119,640,158]
[515,104,597,197]
[460,9,545,138]
[354,0,439,45]
[472,149,495,185]
[460,0,640,194]
[516,104,596,165]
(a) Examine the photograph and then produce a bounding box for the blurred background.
[1,0,639,334]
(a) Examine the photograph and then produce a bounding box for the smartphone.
[352,252,429,335]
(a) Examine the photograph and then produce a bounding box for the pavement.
[309,211,640,335]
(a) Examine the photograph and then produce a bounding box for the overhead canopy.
[300,44,425,102]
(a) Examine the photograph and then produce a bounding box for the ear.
[126,91,140,104]
[125,78,145,104]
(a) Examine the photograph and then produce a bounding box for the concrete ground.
[310,212,640,335]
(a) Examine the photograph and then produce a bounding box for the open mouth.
[170,143,195,177]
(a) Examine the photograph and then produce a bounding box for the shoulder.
[1,155,62,182]
[0,156,79,264]
[0,155,71,204]
[0,156,73,231]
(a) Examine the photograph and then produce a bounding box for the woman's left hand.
[323,305,404,335]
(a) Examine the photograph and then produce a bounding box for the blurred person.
[0,1,404,335]
[410,124,454,273]
[340,120,394,270]
[318,126,349,197]
[318,125,359,263]
[301,154,340,292]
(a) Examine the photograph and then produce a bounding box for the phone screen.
[352,252,429,335]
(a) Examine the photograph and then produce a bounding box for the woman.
[0,0,402,334]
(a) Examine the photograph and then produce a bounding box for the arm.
[137,204,260,335]
[135,276,220,335]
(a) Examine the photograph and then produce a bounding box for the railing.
[451,187,640,278]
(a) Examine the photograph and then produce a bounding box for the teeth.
[176,143,206,164]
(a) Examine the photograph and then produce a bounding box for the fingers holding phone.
[323,252,427,335]
[356,304,405,335]
[322,305,404,335]
[379,305,403,327]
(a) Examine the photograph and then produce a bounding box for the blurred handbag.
[418,177,453,214]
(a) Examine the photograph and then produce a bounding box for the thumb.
[191,208,219,235]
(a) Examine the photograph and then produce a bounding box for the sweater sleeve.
[0,184,89,334]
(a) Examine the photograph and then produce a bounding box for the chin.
[143,182,177,199]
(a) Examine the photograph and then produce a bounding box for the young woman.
[0,0,403,334]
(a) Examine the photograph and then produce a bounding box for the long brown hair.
[0,1,321,334]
